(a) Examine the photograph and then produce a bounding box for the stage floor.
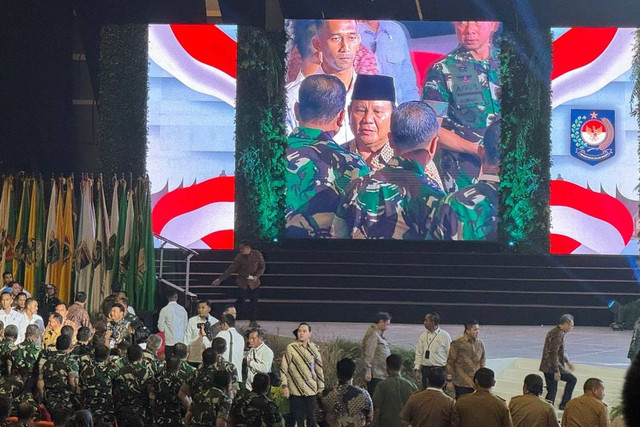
[244,320,633,369]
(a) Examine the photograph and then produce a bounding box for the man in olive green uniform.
[423,21,501,193]
[432,119,500,240]
[186,370,233,427]
[285,74,370,238]
[333,101,444,239]
[150,357,184,426]
[373,354,418,427]
[452,368,512,427]
[508,374,559,427]
[229,373,282,426]
[78,344,118,424]
[37,335,79,413]
[0,326,18,377]
[561,378,608,427]
[113,344,155,425]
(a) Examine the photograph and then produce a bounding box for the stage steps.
[156,243,640,325]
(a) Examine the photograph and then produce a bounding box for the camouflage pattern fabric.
[229,390,283,427]
[215,359,240,393]
[0,374,28,416]
[286,127,370,238]
[0,340,17,377]
[70,343,92,358]
[78,355,118,420]
[150,369,184,426]
[178,360,196,382]
[142,350,164,376]
[113,360,154,422]
[188,387,232,427]
[106,318,131,346]
[422,45,501,193]
[180,366,216,397]
[8,340,41,378]
[40,351,79,412]
[333,156,445,240]
[432,177,499,241]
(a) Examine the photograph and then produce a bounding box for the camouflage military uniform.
[150,369,184,426]
[0,374,29,416]
[113,360,155,423]
[106,318,131,346]
[0,340,17,377]
[77,354,118,421]
[178,360,195,382]
[229,390,283,427]
[422,45,501,193]
[333,156,445,240]
[142,350,164,376]
[215,359,240,393]
[286,127,370,238]
[40,350,79,412]
[180,366,216,398]
[70,343,92,358]
[189,387,232,427]
[432,175,499,241]
[8,340,41,378]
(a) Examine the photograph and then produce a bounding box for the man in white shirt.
[0,292,26,343]
[157,290,188,357]
[184,300,218,366]
[215,313,245,379]
[24,298,44,338]
[415,312,452,389]
[245,328,274,391]
[286,19,361,144]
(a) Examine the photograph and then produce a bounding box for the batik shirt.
[286,127,370,238]
[333,156,444,239]
[322,384,373,427]
[423,45,501,192]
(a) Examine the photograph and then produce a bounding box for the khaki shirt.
[447,335,485,388]
[452,389,513,427]
[362,325,391,380]
[561,394,609,427]
[509,394,559,427]
[400,387,454,427]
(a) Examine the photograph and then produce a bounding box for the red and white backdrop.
[147,24,237,250]
[550,28,638,255]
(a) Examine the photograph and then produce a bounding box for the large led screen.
[284,20,502,240]
[550,28,638,255]
[147,24,237,250]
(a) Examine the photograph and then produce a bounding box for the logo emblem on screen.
[570,109,615,165]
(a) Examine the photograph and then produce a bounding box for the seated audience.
[400,367,454,427]
[509,374,558,427]
[452,368,512,427]
[561,378,608,427]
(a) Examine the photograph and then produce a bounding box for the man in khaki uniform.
[452,368,512,427]
[562,378,609,427]
[400,367,454,427]
[509,374,559,427]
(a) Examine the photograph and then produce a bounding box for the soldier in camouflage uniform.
[433,120,500,241]
[173,342,195,382]
[142,334,165,376]
[0,326,18,377]
[37,335,79,413]
[150,357,184,426]
[186,369,233,427]
[104,303,131,348]
[8,325,41,395]
[113,344,154,425]
[211,337,240,394]
[422,21,501,193]
[229,372,283,427]
[285,74,370,238]
[78,344,117,424]
[333,102,445,240]
[70,327,92,358]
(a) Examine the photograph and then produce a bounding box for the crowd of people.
[284,19,500,240]
[0,265,627,427]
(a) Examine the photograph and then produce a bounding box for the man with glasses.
[539,314,577,410]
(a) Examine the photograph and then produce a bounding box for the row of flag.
[0,174,156,314]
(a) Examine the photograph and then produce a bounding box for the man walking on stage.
[539,314,577,410]
[212,241,265,327]
[415,312,452,389]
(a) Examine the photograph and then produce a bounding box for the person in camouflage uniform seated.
[104,303,131,348]
[333,101,445,239]
[433,120,500,241]
[150,357,184,426]
[422,21,501,193]
[185,369,233,427]
[78,344,118,424]
[229,372,283,427]
[113,344,154,425]
[37,335,79,413]
[285,74,370,238]
[0,325,19,377]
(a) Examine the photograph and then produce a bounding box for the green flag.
[135,177,156,311]
[13,178,31,284]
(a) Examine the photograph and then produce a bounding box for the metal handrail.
[154,233,199,296]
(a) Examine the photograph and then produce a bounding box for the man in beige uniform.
[452,368,512,427]
[400,367,454,427]
[509,374,559,427]
[562,378,609,427]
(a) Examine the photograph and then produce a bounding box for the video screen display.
[147,24,237,250]
[550,28,638,255]
[284,20,502,240]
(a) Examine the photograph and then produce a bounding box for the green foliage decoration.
[235,26,287,242]
[96,25,148,182]
[498,29,552,252]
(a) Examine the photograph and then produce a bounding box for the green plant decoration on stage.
[498,29,552,252]
[236,26,287,242]
[96,25,148,181]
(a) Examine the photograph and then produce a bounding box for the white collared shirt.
[184,314,218,346]
[157,300,188,346]
[215,327,245,372]
[415,327,452,369]
[245,342,274,390]
[0,308,27,343]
